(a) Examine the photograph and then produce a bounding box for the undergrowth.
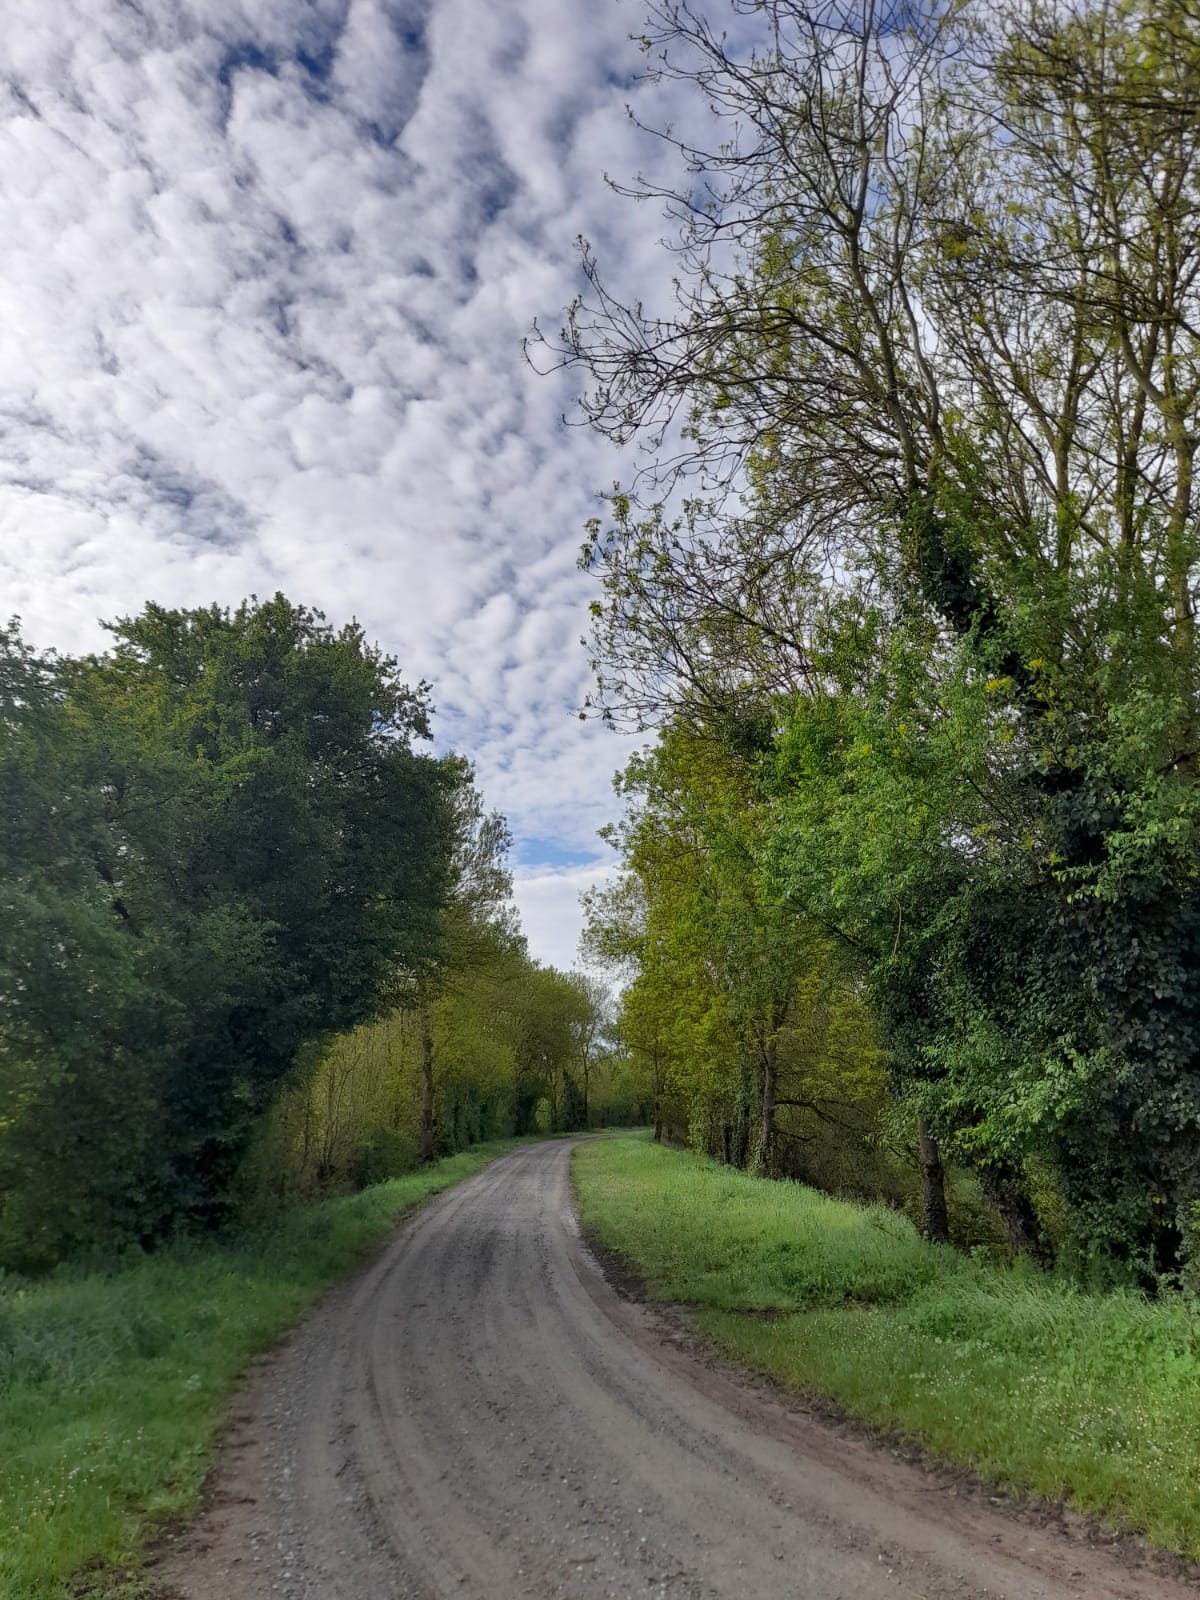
[574,1133,1200,1558]
[0,1138,529,1600]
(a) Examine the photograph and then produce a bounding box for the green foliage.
[0,1140,530,1600]
[577,1135,1200,1557]
[565,0,1200,1274]
[243,953,621,1196]
[586,517,1200,1270]
[1183,1202,1200,1299]
[0,598,455,1264]
[584,715,886,1178]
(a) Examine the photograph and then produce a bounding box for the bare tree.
[536,0,1200,749]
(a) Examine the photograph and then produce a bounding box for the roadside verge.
[1,1138,533,1600]
[573,1132,1200,1566]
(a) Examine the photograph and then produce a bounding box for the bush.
[352,1127,420,1187]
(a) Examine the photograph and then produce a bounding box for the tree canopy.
[563,0,1200,1283]
[1,595,625,1267]
[2,596,459,1259]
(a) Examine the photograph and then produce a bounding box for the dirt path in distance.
[154,1139,1195,1600]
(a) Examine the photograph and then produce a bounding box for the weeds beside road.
[574,1133,1200,1560]
[0,1138,532,1600]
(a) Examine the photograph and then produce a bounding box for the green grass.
[0,1138,531,1600]
[574,1133,1200,1558]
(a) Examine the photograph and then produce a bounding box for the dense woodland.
[560,0,1200,1288]
[0,596,632,1270]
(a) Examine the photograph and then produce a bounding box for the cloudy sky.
[0,0,695,967]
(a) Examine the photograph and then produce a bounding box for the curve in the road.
[157,1139,1193,1600]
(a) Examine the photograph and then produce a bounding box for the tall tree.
[0,598,454,1262]
[413,762,522,1162]
[565,972,615,1129]
[557,0,1200,1274]
[585,714,884,1176]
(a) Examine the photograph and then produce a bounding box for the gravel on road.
[155,1139,1193,1600]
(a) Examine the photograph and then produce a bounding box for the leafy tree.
[413,763,522,1162]
[585,714,885,1177]
[0,624,165,1258]
[564,971,615,1128]
[252,948,612,1196]
[0,598,454,1262]
[557,0,1200,1275]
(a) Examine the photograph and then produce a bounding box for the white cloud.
[511,858,617,973]
[0,0,693,959]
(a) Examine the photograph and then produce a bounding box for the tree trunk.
[731,1054,753,1169]
[301,1085,314,1186]
[756,1038,777,1176]
[979,1160,1046,1262]
[918,1117,951,1245]
[419,1007,435,1165]
[731,1102,750,1169]
[651,1047,664,1142]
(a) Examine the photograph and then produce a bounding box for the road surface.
[157,1139,1191,1600]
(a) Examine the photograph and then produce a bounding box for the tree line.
[0,595,626,1270]
[560,0,1200,1286]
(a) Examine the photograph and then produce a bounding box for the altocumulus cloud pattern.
[0,0,677,963]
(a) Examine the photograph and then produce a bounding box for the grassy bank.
[574,1133,1200,1558]
[0,1138,531,1600]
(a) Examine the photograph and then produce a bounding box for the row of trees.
[582,724,890,1198]
[560,0,1200,1285]
[0,595,623,1269]
[248,962,639,1201]
[246,781,638,1201]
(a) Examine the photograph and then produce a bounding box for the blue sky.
[0,0,697,967]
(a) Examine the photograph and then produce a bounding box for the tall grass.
[0,1139,528,1600]
[575,1134,1200,1558]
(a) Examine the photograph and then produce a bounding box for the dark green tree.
[0,597,454,1262]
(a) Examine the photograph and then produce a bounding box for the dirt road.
[157,1140,1192,1600]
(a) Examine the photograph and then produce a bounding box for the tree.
[0,623,166,1260]
[565,972,615,1128]
[413,764,522,1162]
[554,0,1200,1276]
[554,0,1200,715]
[584,713,885,1175]
[0,597,454,1261]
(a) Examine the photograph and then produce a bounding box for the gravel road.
[157,1139,1192,1600]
